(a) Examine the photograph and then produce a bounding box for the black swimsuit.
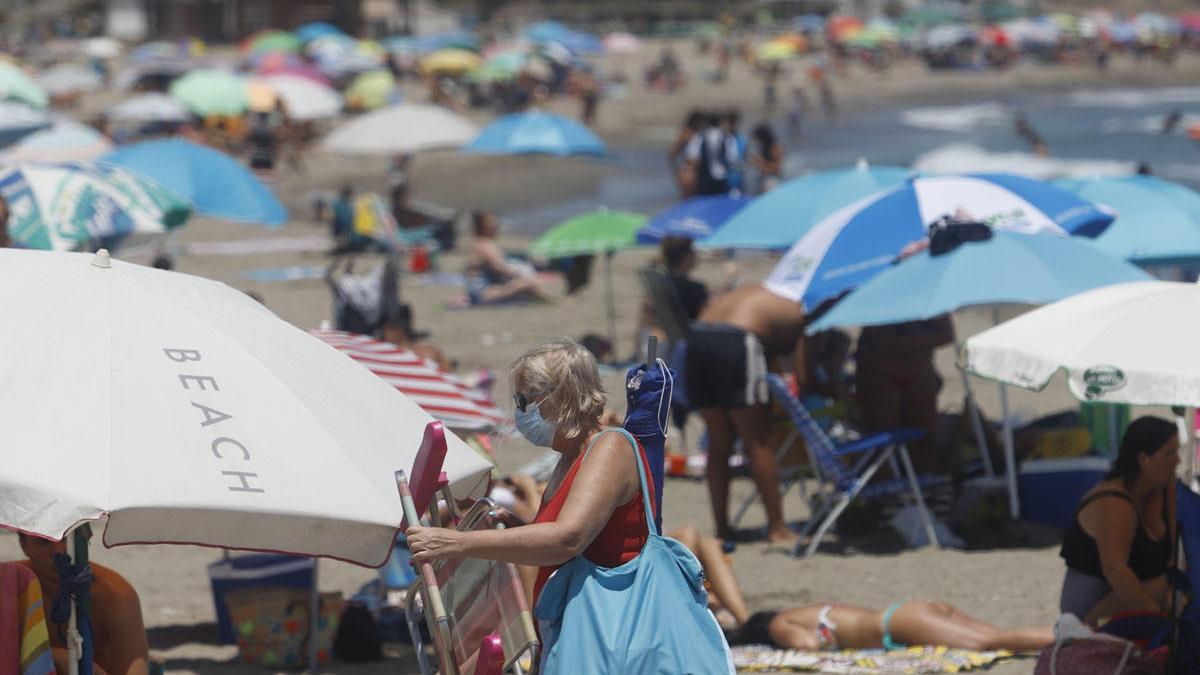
[1060,489,1171,581]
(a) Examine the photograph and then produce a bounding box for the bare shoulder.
[581,430,639,470]
[92,563,141,603]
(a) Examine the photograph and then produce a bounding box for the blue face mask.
[514,400,557,447]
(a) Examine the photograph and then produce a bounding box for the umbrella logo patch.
[1083,365,1125,400]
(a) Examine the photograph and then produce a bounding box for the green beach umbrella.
[0,62,48,109]
[248,30,302,54]
[169,69,248,116]
[532,209,648,353]
[531,208,647,258]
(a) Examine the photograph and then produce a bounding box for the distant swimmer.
[1014,112,1048,156]
[1162,110,1183,135]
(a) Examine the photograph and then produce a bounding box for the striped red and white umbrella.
[313,329,505,432]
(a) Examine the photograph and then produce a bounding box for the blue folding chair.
[764,374,947,557]
[1172,481,1200,673]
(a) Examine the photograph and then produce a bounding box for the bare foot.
[768,527,801,548]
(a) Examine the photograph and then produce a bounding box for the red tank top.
[532,431,656,603]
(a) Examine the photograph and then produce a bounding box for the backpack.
[333,602,383,663]
[695,130,731,196]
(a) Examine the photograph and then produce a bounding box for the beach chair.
[1171,481,1200,673]
[401,422,539,675]
[762,374,946,557]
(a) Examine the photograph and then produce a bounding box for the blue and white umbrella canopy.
[101,139,286,226]
[808,230,1152,332]
[464,110,606,156]
[765,173,1115,309]
[1054,174,1200,264]
[0,101,52,147]
[700,161,911,250]
[635,194,748,244]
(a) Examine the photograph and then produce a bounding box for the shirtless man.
[465,211,552,305]
[855,316,954,473]
[17,533,149,675]
[687,283,806,545]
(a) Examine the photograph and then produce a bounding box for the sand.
[5,44,1200,673]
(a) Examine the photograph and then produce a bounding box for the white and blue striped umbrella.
[0,101,51,147]
[765,173,1115,309]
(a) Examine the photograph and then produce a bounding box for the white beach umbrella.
[35,63,103,96]
[254,74,343,120]
[84,37,122,59]
[965,280,1200,408]
[321,103,479,155]
[107,92,191,123]
[0,247,492,565]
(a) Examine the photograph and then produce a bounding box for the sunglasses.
[514,392,541,413]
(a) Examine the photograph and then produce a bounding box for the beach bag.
[225,588,343,668]
[1035,614,1162,675]
[534,428,735,675]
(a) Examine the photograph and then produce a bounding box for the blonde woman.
[408,338,656,602]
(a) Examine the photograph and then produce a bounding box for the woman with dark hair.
[1059,416,1180,623]
[748,123,783,194]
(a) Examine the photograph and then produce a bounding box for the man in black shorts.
[687,283,805,545]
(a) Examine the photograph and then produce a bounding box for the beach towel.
[0,563,55,675]
[731,645,1017,673]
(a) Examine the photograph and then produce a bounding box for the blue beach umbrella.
[700,161,911,250]
[296,21,347,43]
[464,110,606,156]
[1054,175,1200,264]
[636,194,748,244]
[765,173,1115,309]
[808,230,1152,332]
[101,139,286,226]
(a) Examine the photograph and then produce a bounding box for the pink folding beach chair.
[400,422,539,675]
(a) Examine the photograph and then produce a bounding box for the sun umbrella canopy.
[0,118,113,163]
[345,69,396,111]
[465,110,606,156]
[253,74,342,120]
[297,21,347,43]
[603,31,642,53]
[0,101,52,146]
[702,162,911,250]
[420,48,481,75]
[313,330,505,432]
[532,209,647,259]
[765,173,1115,309]
[84,37,122,59]
[102,139,286,226]
[0,62,48,109]
[169,69,248,116]
[1053,175,1200,264]
[246,30,301,54]
[36,63,103,96]
[107,92,191,123]
[0,162,190,251]
[964,280,1200,407]
[321,103,479,155]
[636,195,748,244]
[809,230,1152,331]
[0,248,492,565]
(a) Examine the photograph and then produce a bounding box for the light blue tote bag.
[534,428,735,674]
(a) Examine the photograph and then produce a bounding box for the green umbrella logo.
[1082,365,1125,400]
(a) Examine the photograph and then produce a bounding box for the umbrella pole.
[605,251,617,362]
[307,562,320,673]
[66,525,93,675]
[66,528,80,675]
[999,383,1019,519]
[958,362,995,477]
[1185,408,1198,490]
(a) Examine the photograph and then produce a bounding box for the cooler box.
[209,553,315,644]
[1018,456,1110,529]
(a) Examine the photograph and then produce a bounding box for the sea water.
[502,84,1200,235]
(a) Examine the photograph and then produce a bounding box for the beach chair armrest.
[830,428,925,457]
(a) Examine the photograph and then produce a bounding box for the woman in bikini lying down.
[671,525,1053,653]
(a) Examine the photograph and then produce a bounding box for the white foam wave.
[912,143,1134,180]
[901,102,1010,133]
[1069,86,1200,109]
